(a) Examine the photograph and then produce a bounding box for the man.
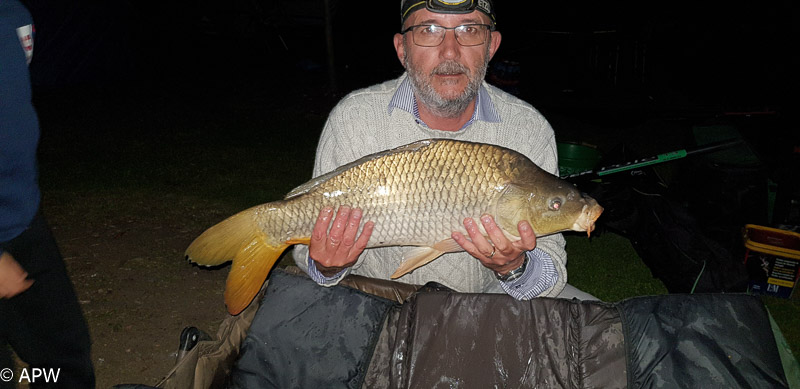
[293,0,596,300]
[0,1,95,387]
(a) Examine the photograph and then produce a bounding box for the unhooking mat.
[228,270,396,388]
[226,269,788,388]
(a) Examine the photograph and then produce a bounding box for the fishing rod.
[563,138,745,182]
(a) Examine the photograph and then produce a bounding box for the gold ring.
[487,246,496,259]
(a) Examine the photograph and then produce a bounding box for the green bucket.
[557,142,602,177]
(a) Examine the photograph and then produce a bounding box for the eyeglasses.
[401,24,493,47]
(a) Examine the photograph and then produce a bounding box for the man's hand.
[452,215,537,275]
[0,251,34,298]
[309,206,374,277]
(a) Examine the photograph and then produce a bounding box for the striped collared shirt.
[307,76,559,299]
[388,76,501,130]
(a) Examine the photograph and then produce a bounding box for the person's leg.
[0,343,15,389]
[2,212,94,388]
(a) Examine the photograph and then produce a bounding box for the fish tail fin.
[225,236,288,315]
[185,207,287,315]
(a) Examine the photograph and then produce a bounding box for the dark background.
[20,0,796,225]
[21,0,791,111]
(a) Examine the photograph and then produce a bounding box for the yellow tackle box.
[743,224,800,298]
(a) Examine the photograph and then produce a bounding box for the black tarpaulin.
[227,269,788,388]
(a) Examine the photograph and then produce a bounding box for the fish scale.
[275,141,496,244]
[185,139,603,314]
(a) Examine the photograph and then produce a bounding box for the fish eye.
[550,198,562,211]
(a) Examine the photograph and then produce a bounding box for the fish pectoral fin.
[432,238,463,253]
[224,236,287,316]
[391,239,464,279]
[391,246,446,279]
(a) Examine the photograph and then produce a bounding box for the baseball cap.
[400,0,496,28]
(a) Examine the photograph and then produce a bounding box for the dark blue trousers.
[0,212,94,388]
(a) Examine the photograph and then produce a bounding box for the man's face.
[394,9,502,118]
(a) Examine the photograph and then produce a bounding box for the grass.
[564,232,668,301]
[33,63,799,369]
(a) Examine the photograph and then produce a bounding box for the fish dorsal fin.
[284,139,437,200]
[390,238,463,279]
[284,167,348,199]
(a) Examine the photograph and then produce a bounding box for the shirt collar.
[388,75,501,128]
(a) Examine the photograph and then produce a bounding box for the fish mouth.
[572,201,604,237]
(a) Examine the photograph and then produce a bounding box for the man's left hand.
[452,215,536,276]
[0,251,34,299]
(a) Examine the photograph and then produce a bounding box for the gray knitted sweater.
[292,74,567,297]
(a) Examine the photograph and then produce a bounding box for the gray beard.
[404,40,490,119]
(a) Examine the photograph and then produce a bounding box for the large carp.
[186,139,603,314]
